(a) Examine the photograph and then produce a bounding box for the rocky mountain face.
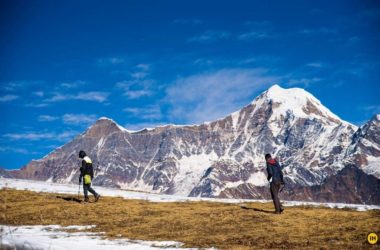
[8,85,380,204]
[0,167,13,178]
[345,115,380,178]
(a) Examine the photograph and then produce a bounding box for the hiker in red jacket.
[265,153,284,214]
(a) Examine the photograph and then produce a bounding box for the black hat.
[79,150,86,158]
[265,153,272,160]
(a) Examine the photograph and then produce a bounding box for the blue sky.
[1,0,379,169]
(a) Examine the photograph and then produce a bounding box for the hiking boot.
[95,194,100,202]
[280,208,284,213]
[84,197,89,203]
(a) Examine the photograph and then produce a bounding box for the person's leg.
[87,185,98,197]
[270,182,281,213]
[87,184,100,201]
[83,184,89,201]
[274,183,282,212]
[270,183,276,211]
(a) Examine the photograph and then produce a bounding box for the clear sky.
[1,0,379,169]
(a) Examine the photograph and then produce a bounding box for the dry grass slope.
[1,188,379,249]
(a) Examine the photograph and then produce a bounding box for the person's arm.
[275,161,285,184]
[277,162,284,171]
[90,165,94,179]
[79,166,83,184]
[79,160,86,182]
[266,165,273,182]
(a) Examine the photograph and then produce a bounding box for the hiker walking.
[265,153,284,214]
[79,150,100,202]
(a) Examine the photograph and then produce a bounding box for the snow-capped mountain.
[9,85,380,204]
[345,115,380,178]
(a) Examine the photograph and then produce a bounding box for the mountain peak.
[265,84,312,101]
[266,83,285,93]
[98,116,115,122]
[94,117,120,127]
[365,114,380,128]
[85,117,129,137]
[256,84,349,126]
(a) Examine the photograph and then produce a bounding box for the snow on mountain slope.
[262,84,345,124]
[8,85,379,204]
[173,152,218,195]
[188,85,359,197]
[346,114,380,178]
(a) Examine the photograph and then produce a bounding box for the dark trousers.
[270,182,282,212]
[83,184,98,198]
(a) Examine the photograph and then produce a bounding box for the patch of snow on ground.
[0,225,194,250]
[283,201,378,212]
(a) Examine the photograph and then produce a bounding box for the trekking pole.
[78,183,80,199]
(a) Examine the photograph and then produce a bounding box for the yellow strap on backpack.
[84,174,91,184]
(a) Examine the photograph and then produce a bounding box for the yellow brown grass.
[1,188,379,249]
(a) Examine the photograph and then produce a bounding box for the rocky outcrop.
[345,115,380,178]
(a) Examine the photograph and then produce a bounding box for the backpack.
[83,156,92,184]
[84,174,91,184]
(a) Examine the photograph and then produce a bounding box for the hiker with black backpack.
[265,153,284,214]
[79,150,100,202]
